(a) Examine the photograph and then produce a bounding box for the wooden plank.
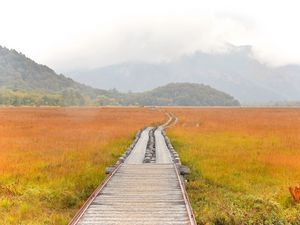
[77,164,190,225]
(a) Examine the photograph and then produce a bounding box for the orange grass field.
[167,108,300,224]
[0,107,164,225]
[1,107,300,225]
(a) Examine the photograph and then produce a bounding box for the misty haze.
[1,1,300,225]
[68,44,300,104]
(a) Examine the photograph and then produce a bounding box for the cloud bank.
[0,0,300,72]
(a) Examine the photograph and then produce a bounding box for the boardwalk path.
[69,113,196,225]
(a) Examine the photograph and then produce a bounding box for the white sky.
[0,0,300,72]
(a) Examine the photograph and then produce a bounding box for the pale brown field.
[167,108,300,224]
[0,107,164,225]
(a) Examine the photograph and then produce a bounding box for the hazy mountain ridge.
[0,46,239,106]
[69,45,300,103]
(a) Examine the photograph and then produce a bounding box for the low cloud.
[1,0,300,72]
[49,14,255,72]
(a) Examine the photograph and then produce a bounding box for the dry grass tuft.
[289,186,300,203]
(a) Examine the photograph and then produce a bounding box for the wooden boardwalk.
[125,127,152,164]
[77,164,191,225]
[69,114,196,225]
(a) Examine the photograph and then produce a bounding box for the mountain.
[0,46,108,95]
[0,46,113,105]
[119,83,240,106]
[69,45,300,104]
[0,46,239,106]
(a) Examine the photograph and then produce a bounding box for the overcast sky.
[0,0,300,72]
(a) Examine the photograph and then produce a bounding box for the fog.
[0,0,300,72]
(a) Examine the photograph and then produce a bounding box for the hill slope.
[69,45,300,104]
[0,46,89,92]
[120,83,239,106]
